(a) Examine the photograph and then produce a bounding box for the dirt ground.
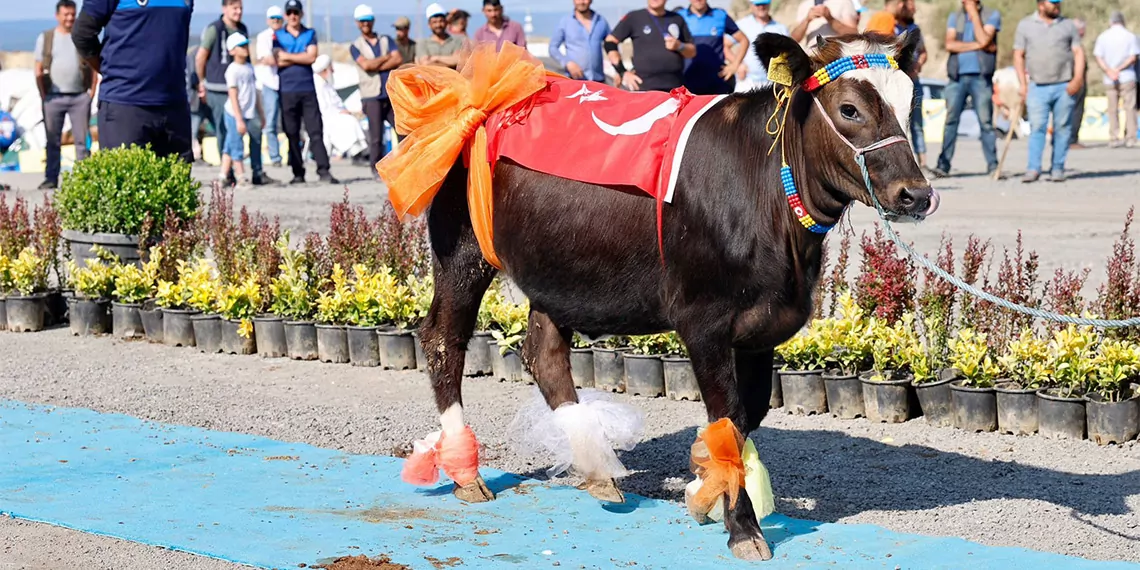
[2,141,1140,569]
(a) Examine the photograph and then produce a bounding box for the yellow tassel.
[742,438,776,521]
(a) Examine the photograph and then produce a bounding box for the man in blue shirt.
[931,0,1001,178]
[678,0,748,95]
[72,0,195,163]
[550,0,612,83]
[274,0,337,184]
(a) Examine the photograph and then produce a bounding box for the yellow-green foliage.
[268,236,317,321]
[997,329,1051,389]
[948,328,1001,387]
[628,331,687,357]
[868,313,926,381]
[218,276,263,338]
[315,264,352,324]
[407,274,434,327]
[818,293,875,374]
[0,252,12,293]
[67,246,120,300]
[345,264,394,327]
[1090,339,1140,401]
[9,247,50,295]
[179,258,221,313]
[487,293,529,354]
[776,324,831,372]
[1046,322,1099,396]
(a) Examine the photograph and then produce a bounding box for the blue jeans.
[222,113,245,160]
[910,77,926,155]
[937,74,998,172]
[260,87,281,163]
[205,91,263,177]
[1026,82,1076,175]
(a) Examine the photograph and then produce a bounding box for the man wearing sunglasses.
[274,0,338,185]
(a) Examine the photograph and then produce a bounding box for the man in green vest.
[350,4,404,176]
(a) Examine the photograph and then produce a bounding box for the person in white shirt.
[256,6,285,166]
[734,0,790,93]
[222,33,263,188]
[790,0,857,52]
[1094,11,1139,147]
[312,54,368,159]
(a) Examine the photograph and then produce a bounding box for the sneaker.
[37,179,58,190]
[318,174,340,185]
[289,176,306,185]
[986,166,1004,180]
[928,166,950,179]
[1109,140,1123,148]
[271,160,283,168]
[1021,170,1040,184]
[1049,170,1067,182]
[252,173,278,186]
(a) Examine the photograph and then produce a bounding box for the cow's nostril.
[898,187,916,208]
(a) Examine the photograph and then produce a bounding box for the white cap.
[313,54,332,73]
[266,5,283,19]
[353,4,374,21]
[226,32,249,52]
[425,2,447,19]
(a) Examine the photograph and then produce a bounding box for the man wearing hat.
[416,3,465,69]
[1012,0,1085,183]
[734,0,789,93]
[393,16,417,66]
[350,4,403,173]
[274,0,338,184]
[256,5,286,167]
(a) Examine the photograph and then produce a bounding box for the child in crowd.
[221,33,263,188]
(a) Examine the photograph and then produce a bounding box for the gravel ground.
[2,142,1140,568]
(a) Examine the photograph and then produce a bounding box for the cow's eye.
[840,104,860,121]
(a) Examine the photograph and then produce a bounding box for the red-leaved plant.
[33,195,63,284]
[326,190,381,272]
[917,233,955,363]
[981,232,1040,350]
[0,194,33,256]
[1096,208,1140,340]
[955,234,992,332]
[854,223,916,323]
[1043,266,1091,332]
[140,207,206,284]
[826,223,853,318]
[375,204,429,281]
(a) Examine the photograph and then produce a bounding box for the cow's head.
[753,32,939,223]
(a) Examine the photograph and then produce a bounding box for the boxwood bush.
[56,144,200,236]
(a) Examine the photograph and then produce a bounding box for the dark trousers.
[1069,82,1087,145]
[97,100,193,164]
[43,92,92,182]
[280,90,330,179]
[362,97,395,172]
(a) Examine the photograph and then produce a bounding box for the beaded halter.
[766,54,902,234]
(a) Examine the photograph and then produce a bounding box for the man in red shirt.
[473,0,527,50]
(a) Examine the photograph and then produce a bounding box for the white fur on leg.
[508,387,645,481]
[440,402,464,434]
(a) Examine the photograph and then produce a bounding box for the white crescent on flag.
[591,98,682,137]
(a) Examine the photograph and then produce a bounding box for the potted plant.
[154,275,194,347]
[408,274,433,371]
[593,335,631,393]
[570,332,595,389]
[343,264,389,367]
[177,258,221,354]
[110,251,159,340]
[0,251,11,331]
[1039,323,1096,440]
[660,332,699,402]
[464,283,499,377]
[775,325,830,416]
[487,297,530,383]
[948,328,1000,432]
[769,354,784,410]
[269,238,320,361]
[624,333,669,398]
[217,276,261,355]
[6,248,51,332]
[315,264,352,364]
[1084,338,1140,445]
[66,247,117,336]
[861,314,918,423]
[377,273,423,371]
[56,144,200,267]
[821,294,871,420]
[995,329,1049,435]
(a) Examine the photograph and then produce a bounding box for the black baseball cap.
[284,0,303,13]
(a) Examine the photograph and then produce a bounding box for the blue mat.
[0,399,1134,570]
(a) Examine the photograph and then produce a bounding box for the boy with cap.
[222,33,263,188]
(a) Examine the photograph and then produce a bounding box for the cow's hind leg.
[510,309,644,503]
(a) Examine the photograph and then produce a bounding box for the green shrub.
[56,144,200,236]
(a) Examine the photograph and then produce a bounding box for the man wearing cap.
[275,0,337,184]
[256,6,286,167]
[475,0,527,50]
[549,0,612,82]
[1013,0,1085,183]
[350,4,403,173]
[734,0,788,93]
[72,0,195,162]
[789,0,857,52]
[393,16,416,65]
[1094,12,1138,147]
[678,0,748,95]
[417,4,465,69]
[604,0,697,92]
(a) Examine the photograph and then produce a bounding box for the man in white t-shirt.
[734,0,790,92]
[790,0,857,52]
[222,33,263,188]
[256,6,285,166]
[1094,11,1139,147]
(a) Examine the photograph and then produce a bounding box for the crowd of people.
[16,0,1140,190]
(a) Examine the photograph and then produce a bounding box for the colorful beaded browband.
[803,54,899,92]
[781,164,832,234]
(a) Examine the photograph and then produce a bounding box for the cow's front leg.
[679,330,773,561]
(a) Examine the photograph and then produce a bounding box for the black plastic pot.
[379,329,417,370]
[139,301,164,343]
[1084,392,1139,445]
[161,308,198,347]
[63,229,144,268]
[253,315,287,358]
[347,325,381,367]
[823,371,864,419]
[995,381,1039,435]
[316,324,350,363]
[220,319,256,355]
[413,331,427,371]
[950,380,997,432]
[191,314,222,354]
[770,364,783,409]
[624,354,665,397]
[861,372,913,423]
[592,347,628,393]
[913,376,954,427]
[662,356,700,401]
[570,348,595,389]
[464,331,493,376]
[780,369,828,415]
[44,290,67,327]
[112,302,145,339]
[7,294,48,332]
[0,298,7,331]
[489,341,508,380]
[503,349,533,383]
[1037,388,1087,440]
[284,320,319,361]
[68,297,111,336]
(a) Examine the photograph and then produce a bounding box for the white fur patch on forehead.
[837,38,899,58]
[844,68,915,148]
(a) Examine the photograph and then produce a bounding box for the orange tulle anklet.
[685,418,746,522]
[400,427,481,488]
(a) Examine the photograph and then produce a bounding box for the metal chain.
[856,154,1140,329]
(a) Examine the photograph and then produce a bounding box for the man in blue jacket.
[72,0,195,163]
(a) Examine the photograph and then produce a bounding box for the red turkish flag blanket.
[485,78,727,206]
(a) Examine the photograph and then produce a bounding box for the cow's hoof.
[729,535,773,561]
[579,478,624,503]
[453,475,495,503]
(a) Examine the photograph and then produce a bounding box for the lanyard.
[648,12,669,37]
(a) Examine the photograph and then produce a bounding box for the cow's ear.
[754,32,814,87]
[893,30,922,76]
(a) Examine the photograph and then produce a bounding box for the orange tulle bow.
[400,426,482,488]
[376,42,550,269]
[689,418,747,514]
